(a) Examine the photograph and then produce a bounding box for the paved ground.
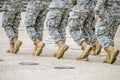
[0,12,120,80]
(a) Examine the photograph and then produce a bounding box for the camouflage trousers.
[95,16,120,48]
[68,11,96,45]
[2,11,21,44]
[45,9,69,43]
[25,0,49,41]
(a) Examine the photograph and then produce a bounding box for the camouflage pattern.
[95,0,120,48]
[81,14,96,45]
[45,0,70,43]
[95,0,120,17]
[49,0,69,9]
[25,0,51,41]
[2,0,22,44]
[68,0,97,45]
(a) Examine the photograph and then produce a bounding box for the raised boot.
[56,41,69,59]
[53,47,64,58]
[79,41,92,60]
[94,40,102,55]
[34,38,45,56]
[13,38,22,54]
[105,46,119,64]
[103,48,110,63]
[7,44,14,53]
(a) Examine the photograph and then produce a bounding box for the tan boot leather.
[34,38,45,56]
[89,45,95,55]
[80,44,92,59]
[76,56,89,61]
[94,40,102,55]
[13,38,22,54]
[105,46,119,64]
[103,48,110,63]
[56,41,69,59]
[7,44,14,53]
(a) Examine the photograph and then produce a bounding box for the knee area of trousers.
[95,26,107,36]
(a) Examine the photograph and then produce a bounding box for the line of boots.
[7,38,119,64]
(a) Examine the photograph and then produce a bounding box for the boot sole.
[76,57,89,61]
[14,41,22,54]
[53,53,63,58]
[34,43,45,56]
[56,45,69,59]
[103,59,109,63]
[109,50,119,64]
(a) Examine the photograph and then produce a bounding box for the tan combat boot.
[33,38,45,56]
[53,48,64,58]
[7,44,14,53]
[53,46,59,57]
[94,40,102,55]
[55,41,69,59]
[13,38,22,54]
[89,45,95,55]
[105,46,119,64]
[78,41,92,60]
[103,48,110,63]
[53,46,64,58]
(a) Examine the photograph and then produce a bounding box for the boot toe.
[14,40,22,54]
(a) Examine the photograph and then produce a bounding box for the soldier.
[94,0,120,64]
[25,0,51,56]
[45,0,74,59]
[2,0,22,54]
[68,0,101,61]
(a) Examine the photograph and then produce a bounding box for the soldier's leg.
[25,0,45,56]
[81,15,95,55]
[58,10,69,42]
[95,17,119,64]
[2,12,17,53]
[104,18,119,64]
[53,10,69,58]
[25,0,41,40]
[12,12,22,54]
[68,11,92,61]
[33,10,48,56]
[45,9,69,59]
[85,14,101,55]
